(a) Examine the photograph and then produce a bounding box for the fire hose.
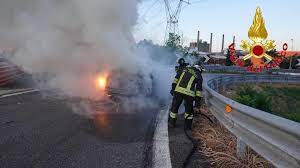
[183,108,214,168]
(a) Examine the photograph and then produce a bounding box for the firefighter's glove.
[170,89,174,96]
[170,83,176,96]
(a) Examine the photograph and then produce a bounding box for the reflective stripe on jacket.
[173,67,202,97]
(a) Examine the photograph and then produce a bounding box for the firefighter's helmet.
[177,58,186,66]
[193,64,205,72]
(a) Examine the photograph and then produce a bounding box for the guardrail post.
[237,138,247,159]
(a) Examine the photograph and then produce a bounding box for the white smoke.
[0,0,141,98]
[0,0,179,115]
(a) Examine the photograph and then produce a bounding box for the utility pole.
[197,31,200,52]
[289,38,294,69]
[221,34,225,53]
[233,36,236,47]
[209,33,213,53]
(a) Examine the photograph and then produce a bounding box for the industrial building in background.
[189,40,210,53]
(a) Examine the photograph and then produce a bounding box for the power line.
[138,0,207,43]
[140,0,161,20]
[136,1,165,32]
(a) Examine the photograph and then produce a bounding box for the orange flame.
[96,73,108,90]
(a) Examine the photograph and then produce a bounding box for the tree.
[225,49,233,66]
[165,33,181,51]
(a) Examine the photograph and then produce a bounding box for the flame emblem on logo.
[241,7,276,64]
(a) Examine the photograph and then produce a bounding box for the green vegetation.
[233,84,300,122]
[165,33,183,51]
[225,49,233,66]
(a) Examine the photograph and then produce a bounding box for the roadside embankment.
[192,105,274,168]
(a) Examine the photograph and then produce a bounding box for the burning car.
[95,68,154,100]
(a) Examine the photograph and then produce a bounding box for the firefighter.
[169,64,203,130]
[175,58,189,73]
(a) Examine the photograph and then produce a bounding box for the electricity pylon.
[163,0,190,43]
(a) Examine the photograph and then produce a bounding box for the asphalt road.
[0,92,159,168]
[0,73,219,168]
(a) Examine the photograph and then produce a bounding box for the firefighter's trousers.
[169,92,194,130]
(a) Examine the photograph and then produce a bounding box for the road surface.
[0,91,160,168]
[0,74,220,168]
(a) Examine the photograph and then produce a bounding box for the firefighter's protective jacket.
[171,67,203,105]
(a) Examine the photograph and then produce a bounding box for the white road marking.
[153,109,172,168]
[0,89,39,98]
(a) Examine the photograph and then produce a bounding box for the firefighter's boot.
[168,112,177,128]
[184,113,193,130]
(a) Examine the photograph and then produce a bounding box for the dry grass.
[192,105,274,168]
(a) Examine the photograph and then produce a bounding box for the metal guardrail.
[203,65,248,73]
[203,65,300,74]
[203,74,300,168]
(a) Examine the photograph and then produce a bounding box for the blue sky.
[134,0,299,52]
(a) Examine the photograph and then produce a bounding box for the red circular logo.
[252,45,264,56]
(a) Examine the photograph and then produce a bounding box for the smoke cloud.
[0,0,143,98]
[0,0,179,115]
